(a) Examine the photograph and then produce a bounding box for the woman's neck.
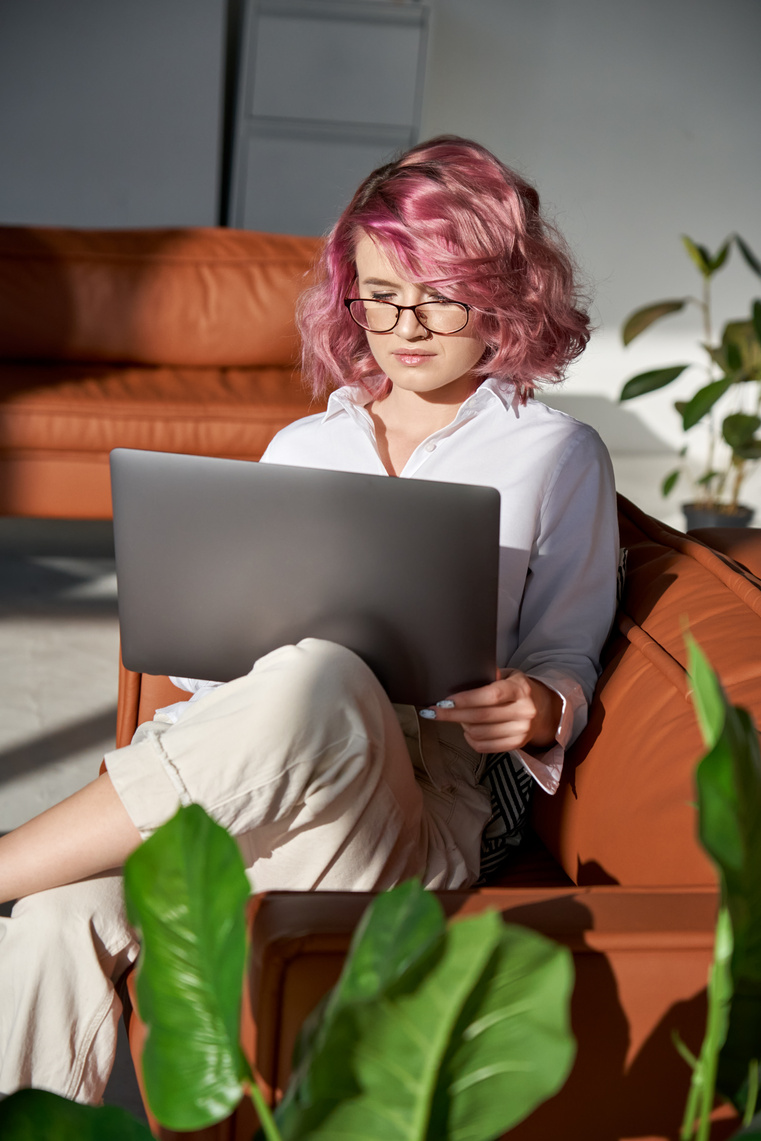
[368,382,476,476]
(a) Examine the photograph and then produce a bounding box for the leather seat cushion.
[0,363,322,458]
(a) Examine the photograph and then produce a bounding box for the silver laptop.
[110,448,500,706]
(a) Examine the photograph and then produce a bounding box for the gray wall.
[421,0,761,450]
[1,0,759,452]
[0,0,225,227]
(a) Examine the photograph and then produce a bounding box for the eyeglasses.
[344,298,471,335]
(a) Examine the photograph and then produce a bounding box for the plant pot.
[682,502,755,530]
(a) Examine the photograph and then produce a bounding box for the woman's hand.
[419,670,563,753]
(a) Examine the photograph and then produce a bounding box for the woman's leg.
[105,638,434,891]
[0,871,138,1103]
[0,775,140,905]
[0,638,476,1103]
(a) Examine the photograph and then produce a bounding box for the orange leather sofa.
[115,497,761,1141]
[0,226,322,518]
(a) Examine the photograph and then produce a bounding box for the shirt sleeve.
[509,427,619,794]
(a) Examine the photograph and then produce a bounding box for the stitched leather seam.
[616,612,690,700]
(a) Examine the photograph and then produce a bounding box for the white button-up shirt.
[170,377,619,794]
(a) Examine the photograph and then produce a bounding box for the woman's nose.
[395,306,430,339]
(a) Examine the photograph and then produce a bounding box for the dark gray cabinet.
[229,0,429,235]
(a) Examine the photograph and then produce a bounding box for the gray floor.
[1,446,759,1122]
[0,517,146,1121]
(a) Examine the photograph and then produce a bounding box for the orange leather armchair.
[115,497,761,1140]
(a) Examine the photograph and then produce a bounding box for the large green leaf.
[682,235,713,276]
[721,319,761,380]
[723,414,761,452]
[734,1108,761,1138]
[680,378,732,430]
[621,299,686,345]
[753,300,761,345]
[661,469,681,497]
[285,880,447,1109]
[123,804,252,1131]
[688,640,761,1113]
[736,236,761,279]
[686,635,725,749]
[710,239,732,274]
[620,364,689,401]
[0,1089,153,1141]
[274,881,575,1141]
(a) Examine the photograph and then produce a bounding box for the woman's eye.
[370,292,395,302]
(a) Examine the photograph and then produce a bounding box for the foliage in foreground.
[2,637,759,1140]
[679,636,761,1140]
[0,809,575,1141]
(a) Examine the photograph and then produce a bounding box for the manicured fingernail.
[419,708,436,720]
[436,699,456,709]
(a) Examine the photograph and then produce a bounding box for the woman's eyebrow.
[360,276,439,293]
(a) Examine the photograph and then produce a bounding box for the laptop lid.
[111,448,500,706]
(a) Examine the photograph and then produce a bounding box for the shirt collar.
[323,377,519,423]
[323,385,373,422]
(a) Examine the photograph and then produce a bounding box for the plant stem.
[730,459,745,511]
[244,1075,283,1141]
[679,907,732,1141]
[680,1051,704,1141]
[701,274,721,509]
[743,1060,759,1128]
[698,907,732,1141]
[702,275,713,349]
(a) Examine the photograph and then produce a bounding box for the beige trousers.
[0,640,490,1103]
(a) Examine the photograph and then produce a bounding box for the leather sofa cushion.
[0,227,321,367]
[0,363,321,457]
[533,498,761,887]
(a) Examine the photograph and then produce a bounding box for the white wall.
[0,0,225,227]
[421,0,761,469]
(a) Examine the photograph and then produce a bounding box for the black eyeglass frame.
[343,297,472,335]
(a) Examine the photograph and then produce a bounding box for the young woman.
[0,136,618,1103]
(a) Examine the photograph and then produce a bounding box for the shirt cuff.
[169,676,223,694]
[156,678,225,727]
[513,673,585,795]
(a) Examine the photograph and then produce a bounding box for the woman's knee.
[253,637,386,708]
[10,873,133,959]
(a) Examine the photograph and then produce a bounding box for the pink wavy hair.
[298,135,591,400]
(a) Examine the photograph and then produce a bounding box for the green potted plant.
[619,235,761,528]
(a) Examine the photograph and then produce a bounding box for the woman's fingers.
[419,670,562,751]
[462,723,533,752]
[422,671,531,721]
[462,730,529,753]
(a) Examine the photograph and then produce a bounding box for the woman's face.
[353,233,486,402]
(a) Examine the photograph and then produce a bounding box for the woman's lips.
[391,351,436,365]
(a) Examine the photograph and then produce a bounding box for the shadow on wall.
[537,393,675,454]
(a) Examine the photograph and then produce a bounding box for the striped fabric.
[475,549,628,881]
[477,750,534,881]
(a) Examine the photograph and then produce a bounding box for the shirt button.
[425,442,437,452]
